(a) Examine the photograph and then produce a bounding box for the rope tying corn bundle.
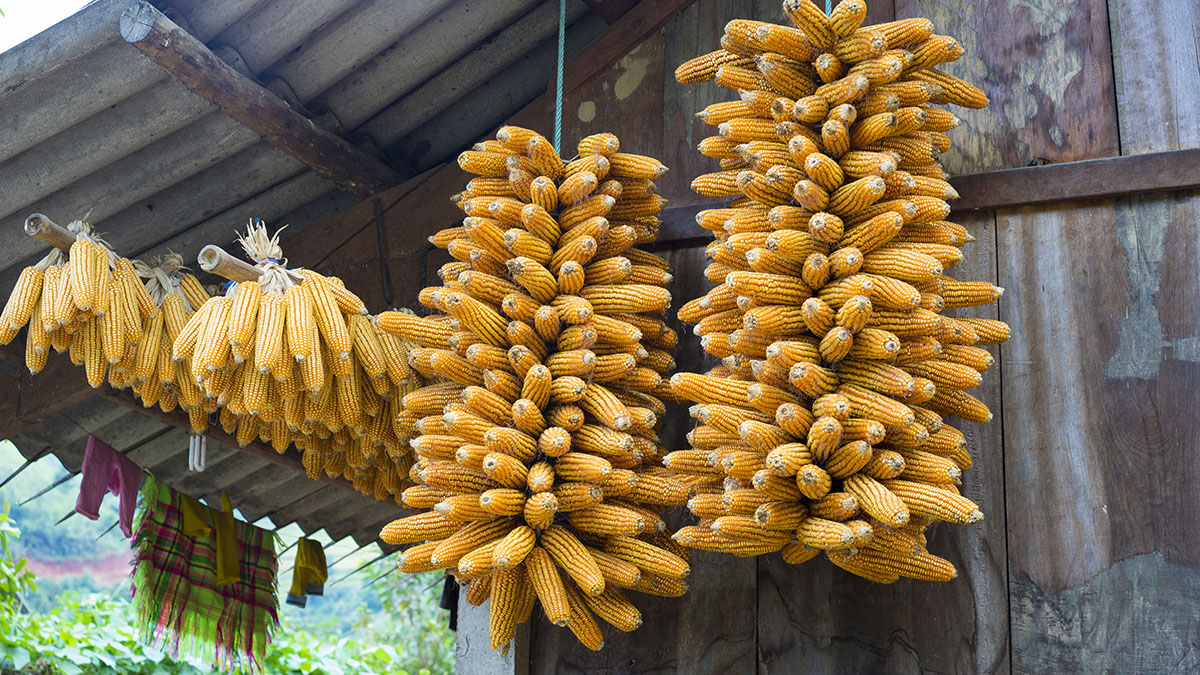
[667,0,1005,583]
[379,126,689,653]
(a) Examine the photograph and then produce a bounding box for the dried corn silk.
[668,0,1005,584]
[381,128,689,653]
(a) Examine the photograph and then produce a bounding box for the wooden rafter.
[277,0,700,278]
[119,1,398,198]
[0,344,103,439]
[581,0,639,25]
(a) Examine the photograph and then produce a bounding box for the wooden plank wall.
[305,0,1199,672]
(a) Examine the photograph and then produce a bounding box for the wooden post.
[24,213,76,251]
[197,244,263,283]
[119,1,398,197]
[456,595,529,675]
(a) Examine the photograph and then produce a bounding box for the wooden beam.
[580,0,638,25]
[0,344,102,439]
[644,148,1200,248]
[291,0,698,295]
[949,148,1200,212]
[118,1,398,198]
[96,387,377,501]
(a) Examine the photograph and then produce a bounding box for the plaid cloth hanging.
[130,475,280,672]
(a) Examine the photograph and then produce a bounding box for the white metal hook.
[188,434,208,472]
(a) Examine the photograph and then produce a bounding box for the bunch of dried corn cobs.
[117,253,212,412]
[171,223,422,502]
[378,127,690,652]
[0,221,209,396]
[667,0,1007,582]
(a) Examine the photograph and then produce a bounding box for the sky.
[0,0,91,53]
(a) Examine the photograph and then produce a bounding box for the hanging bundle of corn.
[666,0,1006,583]
[118,253,211,421]
[2,215,163,391]
[379,127,690,653]
[173,221,423,503]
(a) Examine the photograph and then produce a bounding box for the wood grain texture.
[1107,0,1200,154]
[562,0,698,96]
[756,211,1010,675]
[895,0,1119,174]
[560,34,666,161]
[996,190,1200,671]
[1009,552,1200,672]
[949,148,1200,212]
[529,549,755,675]
[659,0,754,207]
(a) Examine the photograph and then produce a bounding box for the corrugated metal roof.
[0,0,609,545]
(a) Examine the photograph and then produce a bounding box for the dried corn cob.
[383,128,686,652]
[665,0,1006,584]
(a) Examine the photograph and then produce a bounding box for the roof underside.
[0,0,608,546]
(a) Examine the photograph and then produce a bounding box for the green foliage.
[0,589,453,675]
[0,502,37,616]
[349,568,456,674]
[0,497,456,674]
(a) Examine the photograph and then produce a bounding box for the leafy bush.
[0,503,455,675]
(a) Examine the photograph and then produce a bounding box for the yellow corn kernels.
[381,129,684,652]
[661,0,1007,586]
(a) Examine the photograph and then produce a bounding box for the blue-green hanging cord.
[826,0,832,14]
[554,0,566,155]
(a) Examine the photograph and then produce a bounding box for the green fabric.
[130,475,279,673]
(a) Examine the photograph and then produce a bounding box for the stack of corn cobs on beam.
[0,220,208,396]
[667,0,1007,583]
[378,127,690,652]
[172,223,422,501]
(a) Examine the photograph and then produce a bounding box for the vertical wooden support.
[457,594,530,675]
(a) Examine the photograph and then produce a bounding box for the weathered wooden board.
[560,34,667,161]
[996,189,1200,672]
[1107,0,1200,154]
[949,149,1200,213]
[528,547,755,675]
[756,210,1010,675]
[659,0,753,206]
[895,0,1119,174]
